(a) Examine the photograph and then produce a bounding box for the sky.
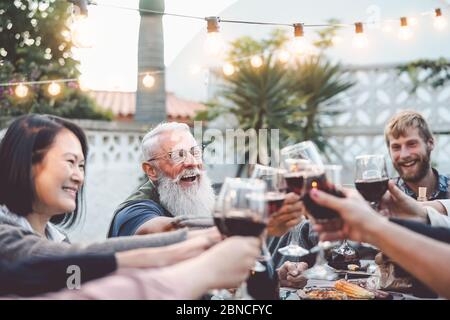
[76,0,450,97]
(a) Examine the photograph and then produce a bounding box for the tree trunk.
[135,0,166,124]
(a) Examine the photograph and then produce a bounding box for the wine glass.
[302,164,343,280]
[281,141,324,166]
[250,164,288,261]
[354,154,389,210]
[222,178,268,299]
[277,158,312,257]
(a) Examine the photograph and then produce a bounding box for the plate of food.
[297,280,392,300]
[297,287,348,300]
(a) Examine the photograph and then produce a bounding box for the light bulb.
[331,35,343,45]
[204,32,224,56]
[289,37,317,56]
[143,74,155,88]
[222,63,235,76]
[398,26,413,40]
[71,15,94,48]
[48,82,61,96]
[250,55,263,68]
[278,50,290,63]
[352,33,369,49]
[434,16,448,30]
[15,83,29,98]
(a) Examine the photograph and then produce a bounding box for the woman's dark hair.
[0,114,88,228]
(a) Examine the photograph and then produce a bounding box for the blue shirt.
[109,200,168,237]
[394,168,450,200]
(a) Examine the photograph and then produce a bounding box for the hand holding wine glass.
[302,164,344,280]
[354,154,389,210]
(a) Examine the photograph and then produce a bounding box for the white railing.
[68,120,150,242]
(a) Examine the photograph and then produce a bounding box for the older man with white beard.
[108,122,304,239]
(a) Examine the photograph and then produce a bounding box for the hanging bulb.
[204,17,224,56]
[250,55,263,68]
[71,15,94,48]
[222,62,235,76]
[398,17,413,40]
[142,74,155,88]
[434,8,447,30]
[15,83,29,98]
[278,50,290,63]
[331,35,343,45]
[352,22,369,49]
[48,82,61,96]
[290,23,307,54]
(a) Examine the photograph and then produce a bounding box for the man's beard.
[394,148,432,183]
[156,168,215,218]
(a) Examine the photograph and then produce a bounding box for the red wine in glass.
[213,213,227,235]
[303,173,344,221]
[265,192,286,216]
[220,210,267,237]
[284,172,304,195]
[355,178,389,203]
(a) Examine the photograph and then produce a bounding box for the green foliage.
[398,58,450,92]
[197,27,353,168]
[0,0,111,120]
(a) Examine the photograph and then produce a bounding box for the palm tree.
[135,0,166,124]
[197,30,354,176]
[291,56,354,151]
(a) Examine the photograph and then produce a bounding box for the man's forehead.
[389,127,422,144]
[158,130,196,150]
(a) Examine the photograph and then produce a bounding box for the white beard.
[157,168,215,218]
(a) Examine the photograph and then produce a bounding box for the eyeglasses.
[148,145,202,165]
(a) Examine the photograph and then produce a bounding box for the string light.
[0,2,448,94]
[222,62,235,76]
[291,23,308,54]
[434,8,447,30]
[331,35,343,45]
[250,55,263,68]
[398,17,413,40]
[205,17,224,56]
[48,82,61,96]
[142,74,156,88]
[278,50,290,63]
[352,22,368,49]
[15,84,29,98]
[293,23,304,38]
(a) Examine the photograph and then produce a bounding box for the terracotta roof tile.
[89,91,206,119]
